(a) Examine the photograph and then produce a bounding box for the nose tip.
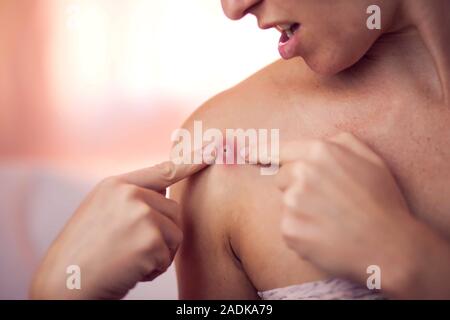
[221,0,261,20]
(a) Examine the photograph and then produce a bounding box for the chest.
[270,94,450,237]
[218,89,450,291]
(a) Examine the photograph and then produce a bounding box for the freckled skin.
[171,54,450,299]
[171,1,450,299]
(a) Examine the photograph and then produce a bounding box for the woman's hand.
[30,157,211,300]
[249,133,430,295]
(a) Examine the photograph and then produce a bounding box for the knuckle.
[280,216,300,241]
[155,161,177,182]
[292,162,307,179]
[97,176,120,191]
[280,163,305,185]
[143,249,170,276]
[146,206,162,222]
[144,228,165,251]
[283,188,299,209]
[94,177,126,201]
[296,179,308,194]
[292,165,310,190]
[142,208,158,228]
[120,184,140,201]
[172,228,184,247]
[146,242,171,271]
[310,140,331,159]
[281,218,312,259]
[132,200,151,220]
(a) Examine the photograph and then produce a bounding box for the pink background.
[0,0,278,299]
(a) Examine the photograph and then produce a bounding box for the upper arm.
[168,67,325,298]
[169,95,259,299]
[170,167,259,299]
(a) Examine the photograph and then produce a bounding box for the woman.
[32,0,450,300]
[171,0,450,299]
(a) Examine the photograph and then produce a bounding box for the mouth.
[275,23,301,60]
[276,23,300,43]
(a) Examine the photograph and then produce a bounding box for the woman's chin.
[303,52,365,76]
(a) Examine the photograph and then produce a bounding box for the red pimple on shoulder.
[214,137,237,166]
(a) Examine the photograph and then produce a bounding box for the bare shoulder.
[169,61,288,300]
[180,57,313,131]
[170,58,323,299]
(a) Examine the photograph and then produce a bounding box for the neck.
[347,0,450,105]
[397,0,450,103]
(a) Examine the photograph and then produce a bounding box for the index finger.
[120,144,217,190]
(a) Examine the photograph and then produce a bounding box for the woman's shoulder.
[170,59,327,298]
[181,58,312,130]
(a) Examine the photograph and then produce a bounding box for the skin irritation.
[215,137,243,166]
[171,0,450,300]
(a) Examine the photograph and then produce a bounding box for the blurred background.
[0,0,279,299]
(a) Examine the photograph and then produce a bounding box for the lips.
[276,23,301,60]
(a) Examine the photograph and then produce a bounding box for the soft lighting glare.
[50,0,279,113]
